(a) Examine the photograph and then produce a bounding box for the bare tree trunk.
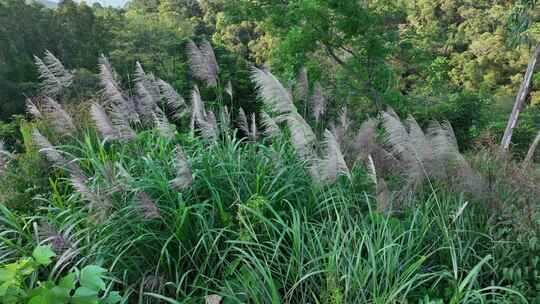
[500,40,540,156]
[523,130,540,166]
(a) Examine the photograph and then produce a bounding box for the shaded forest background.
[1,0,539,156]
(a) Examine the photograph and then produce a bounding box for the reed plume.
[32,129,68,166]
[376,178,391,213]
[317,129,351,184]
[157,78,189,120]
[295,67,309,101]
[251,67,296,114]
[99,55,139,123]
[260,111,281,138]
[351,118,378,160]
[225,80,233,99]
[287,112,317,161]
[109,105,137,141]
[153,111,175,140]
[41,97,75,135]
[169,146,193,190]
[90,102,116,141]
[34,50,73,97]
[237,107,250,136]
[0,141,12,176]
[186,39,219,87]
[134,191,161,220]
[25,98,42,119]
[37,222,77,257]
[311,82,326,123]
[69,172,113,221]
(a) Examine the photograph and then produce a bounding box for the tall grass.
[0,50,537,303]
[0,128,529,303]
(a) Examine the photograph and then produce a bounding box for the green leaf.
[72,286,99,304]
[51,285,71,299]
[79,265,106,292]
[28,295,45,304]
[18,258,36,276]
[458,255,492,293]
[32,246,56,266]
[102,291,122,304]
[59,272,77,290]
[0,267,16,283]
[0,281,11,296]
[29,287,65,304]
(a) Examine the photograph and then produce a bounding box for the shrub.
[0,245,121,304]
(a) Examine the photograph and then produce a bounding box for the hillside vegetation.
[1,0,540,303]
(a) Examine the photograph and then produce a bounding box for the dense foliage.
[2,0,540,303]
[1,0,539,153]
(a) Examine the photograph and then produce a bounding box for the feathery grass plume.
[427,121,485,195]
[205,294,223,304]
[43,50,73,84]
[134,62,161,110]
[186,39,206,81]
[190,85,206,127]
[260,111,281,138]
[451,201,470,224]
[186,39,219,87]
[133,191,161,220]
[370,144,401,172]
[287,112,317,161]
[0,141,12,176]
[236,108,250,137]
[134,61,148,84]
[199,39,220,84]
[25,98,42,119]
[273,113,289,124]
[317,129,351,184]
[97,161,125,195]
[338,107,350,133]
[382,110,417,168]
[145,73,162,102]
[90,102,116,141]
[331,107,350,146]
[37,222,76,256]
[406,115,432,162]
[170,146,193,190]
[311,82,326,122]
[99,55,139,124]
[41,97,75,135]
[157,78,189,120]
[190,86,218,141]
[198,110,219,142]
[98,54,117,81]
[153,111,175,140]
[250,113,259,141]
[34,50,73,97]
[352,118,378,160]
[382,110,426,195]
[376,178,391,214]
[236,110,258,140]
[426,121,460,169]
[366,154,377,185]
[225,80,233,99]
[295,67,309,101]
[109,105,137,141]
[32,129,68,166]
[141,274,167,292]
[69,172,112,221]
[135,81,159,122]
[251,67,296,114]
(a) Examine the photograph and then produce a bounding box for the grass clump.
[0,46,539,303]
